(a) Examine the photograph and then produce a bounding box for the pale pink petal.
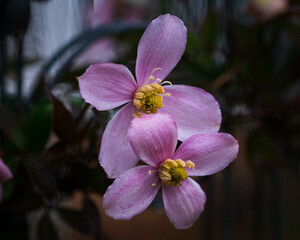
[135,14,187,86]
[0,159,12,181]
[84,0,113,27]
[172,133,239,176]
[103,165,160,220]
[74,39,116,67]
[99,103,138,178]
[159,85,222,141]
[128,114,177,167]
[162,177,206,229]
[77,63,137,111]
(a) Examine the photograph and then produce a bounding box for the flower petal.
[0,159,12,181]
[162,177,206,229]
[159,85,222,141]
[172,133,239,176]
[103,165,160,220]
[128,114,177,167]
[135,14,187,86]
[99,103,138,178]
[77,63,137,111]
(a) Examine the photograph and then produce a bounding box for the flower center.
[133,68,171,117]
[158,159,195,186]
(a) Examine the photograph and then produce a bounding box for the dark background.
[0,0,299,239]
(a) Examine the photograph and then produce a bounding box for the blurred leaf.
[0,104,24,151]
[26,100,53,152]
[26,161,58,207]
[246,131,285,167]
[70,122,90,145]
[0,104,16,139]
[47,88,75,142]
[38,142,65,163]
[37,213,59,240]
[82,197,102,238]
[187,12,220,53]
[59,197,102,238]
[59,208,90,233]
[186,12,220,73]
[88,167,113,195]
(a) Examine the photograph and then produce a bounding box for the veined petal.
[103,165,160,220]
[162,178,206,229]
[159,85,222,141]
[77,63,137,111]
[128,114,177,167]
[99,103,138,178]
[0,159,12,181]
[173,133,239,176]
[135,14,187,86]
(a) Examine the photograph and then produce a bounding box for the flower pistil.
[152,159,195,187]
[133,68,171,117]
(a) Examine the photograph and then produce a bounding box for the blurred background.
[0,0,299,239]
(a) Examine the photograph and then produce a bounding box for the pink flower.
[75,0,145,67]
[0,158,13,201]
[103,114,238,229]
[77,14,221,178]
[75,0,116,67]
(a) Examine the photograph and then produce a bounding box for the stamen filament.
[144,67,161,85]
[151,67,162,74]
[160,80,173,86]
[151,177,159,187]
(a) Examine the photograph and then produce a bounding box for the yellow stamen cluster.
[133,82,165,116]
[158,159,195,186]
[133,67,171,117]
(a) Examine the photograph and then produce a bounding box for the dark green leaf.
[0,104,24,150]
[246,131,284,167]
[26,100,53,152]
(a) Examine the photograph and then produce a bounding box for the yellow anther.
[133,68,172,117]
[162,164,170,170]
[151,82,164,93]
[158,159,196,186]
[148,170,152,175]
[133,111,142,118]
[135,92,144,99]
[133,99,142,109]
[159,170,171,178]
[133,83,163,115]
[175,159,186,168]
[163,159,178,167]
[165,93,171,97]
[186,160,195,170]
[152,183,157,187]
[142,85,152,91]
